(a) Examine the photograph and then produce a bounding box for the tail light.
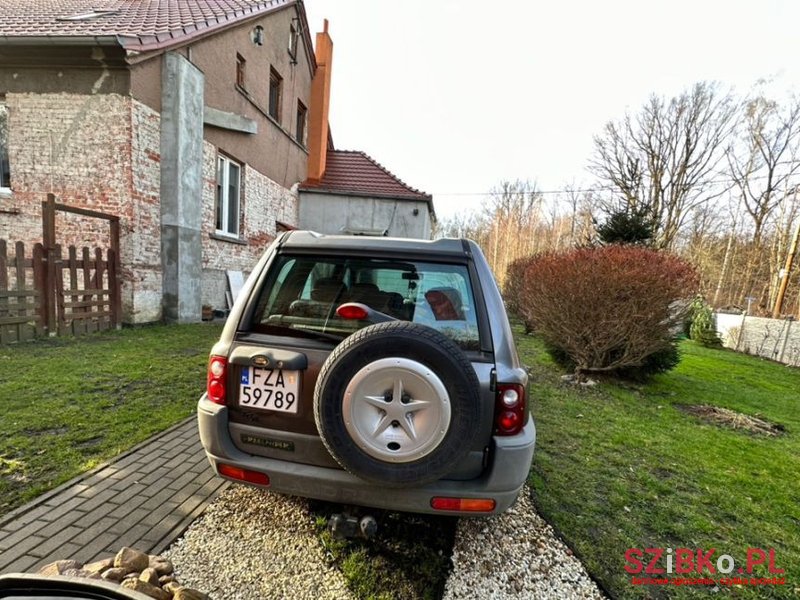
[218,464,270,486]
[494,383,526,436]
[431,497,496,512]
[207,356,228,405]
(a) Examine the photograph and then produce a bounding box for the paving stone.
[138,467,171,487]
[0,417,221,573]
[78,489,119,513]
[107,508,150,536]
[140,488,177,512]
[0,521,48,552]
[105,482,149,506]
[29,526,82,558]
[141,502,180,527]
[39,495,87,520]
[109,524,151,553]
[2,504,55,528]
[72,516,118,546]
[166,482,203,505]
[73,533,119,565]
[31,541,81,569]
[0,536,45,570]
[165,470,201,493]
[43,484,90,505]
[109,471,149,491]
[107,494,149,519]
[0,553,38,574]
[37,513,87,539]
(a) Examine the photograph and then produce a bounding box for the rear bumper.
[197,395,536,516]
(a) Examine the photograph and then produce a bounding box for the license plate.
[238,367,300,413]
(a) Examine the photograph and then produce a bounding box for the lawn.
[523,330,800,599]
[0,324,222,515]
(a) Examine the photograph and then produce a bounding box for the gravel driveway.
[164,486,353,600]
[166,484,604,600]
[443,486,606,599]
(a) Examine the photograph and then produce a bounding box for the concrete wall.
[716,312,800,367]
[160,53,204,324]
[298,191,432,239]
[1,92,162,322]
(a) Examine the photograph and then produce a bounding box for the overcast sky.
[303,0,800,219]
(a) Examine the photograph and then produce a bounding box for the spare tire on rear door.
[313,321,486,486]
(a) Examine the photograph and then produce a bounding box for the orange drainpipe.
[306,19,333,184]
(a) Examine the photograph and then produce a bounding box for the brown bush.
[507,245,699,375]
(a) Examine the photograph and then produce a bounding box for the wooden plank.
[14,242,27,342]
[0,298,38,310]
[82,247,92,316]
[53,202,120,222]
[0,315,41,326]
[0,289,39,298]
[65,310,113,321]
[67,245,79,319]
[0,240,8,292]
[33,243,47,337]
[62,299,112,310]
[107,246,120,327]
[55,245,66,336]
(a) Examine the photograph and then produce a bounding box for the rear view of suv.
[198,231,535,515]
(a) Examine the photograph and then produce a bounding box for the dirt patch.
[23,426,69,437]
[679,405,785,437]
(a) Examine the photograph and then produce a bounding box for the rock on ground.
[164,486,353,600]
[443,486,606,600]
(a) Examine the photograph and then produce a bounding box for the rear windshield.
[250,255,481,351]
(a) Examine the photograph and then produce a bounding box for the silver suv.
[198,232,535,515]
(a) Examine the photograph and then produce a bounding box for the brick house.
[0,0,322,323]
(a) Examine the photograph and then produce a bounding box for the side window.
[215,154,241,237]
[268,67,283,121]
[0,100,9,191]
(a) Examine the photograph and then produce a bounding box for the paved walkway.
[0,418,229,574]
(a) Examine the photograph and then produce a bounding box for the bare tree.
[590,82,738,249]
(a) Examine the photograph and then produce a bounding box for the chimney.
[306,19,333,184]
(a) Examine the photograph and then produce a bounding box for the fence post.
[109,220,122,328]
[42,194,57,335]
[107,247,120,328]
[32,243,46,337]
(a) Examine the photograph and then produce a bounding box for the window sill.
[210,232,247,246]
[0,187,12,199]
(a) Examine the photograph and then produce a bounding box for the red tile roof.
[0,0,295,52]
[301,150,433,205]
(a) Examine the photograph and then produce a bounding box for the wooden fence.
[0,240,120,343]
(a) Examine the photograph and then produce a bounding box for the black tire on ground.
[313,321,486,487]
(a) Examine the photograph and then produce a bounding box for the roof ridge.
[331,149,431,198]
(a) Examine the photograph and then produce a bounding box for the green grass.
[0,324,222,515]
[523,329,800,599]
[311,501,457,600]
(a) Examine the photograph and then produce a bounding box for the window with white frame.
[215,155,241,237]
[0,101,9,191]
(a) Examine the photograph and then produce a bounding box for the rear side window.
[250,255,481,351]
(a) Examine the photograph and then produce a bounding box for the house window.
[288,22,299,61]
[296,100,307,145]
[215,155,241,237]
[269,67,282,121]
[0,101,9,191]
[236,54,246,89]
